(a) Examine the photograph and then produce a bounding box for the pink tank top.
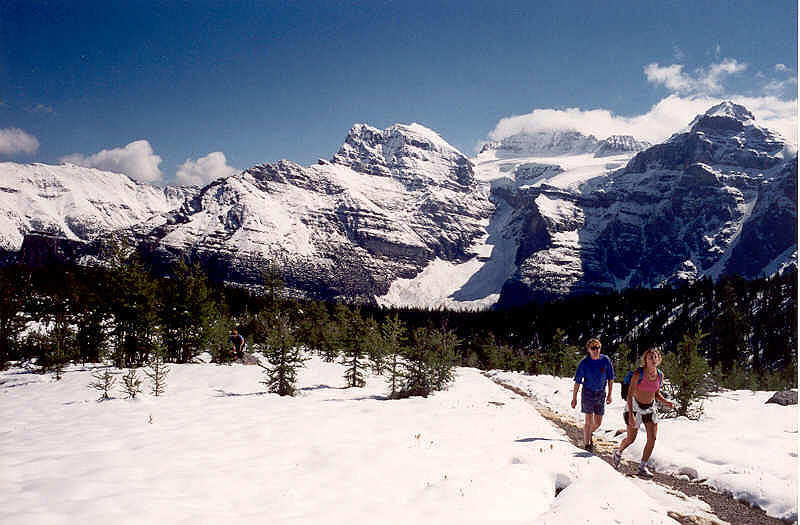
[637,370,661,392]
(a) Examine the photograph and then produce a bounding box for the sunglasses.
[589,345,601,350]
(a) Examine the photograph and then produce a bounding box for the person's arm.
[571,381,580,409]
[626,371,638,423]
[655,389,674,409]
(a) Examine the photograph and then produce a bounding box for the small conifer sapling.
[89,369,117,401]
[121,368,143,399]
[144,353,170,396]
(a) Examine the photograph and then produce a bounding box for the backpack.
[620,367,663,400]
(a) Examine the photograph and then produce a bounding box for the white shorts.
[631,398,658,426]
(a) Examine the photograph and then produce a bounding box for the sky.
[1,354,796,523]
[0,0,797,186]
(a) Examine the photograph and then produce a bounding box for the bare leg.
[618,413,638,453]
[642,422,658,463]
[583,413,593,445]
[591,414,603,434]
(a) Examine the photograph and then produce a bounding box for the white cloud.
[488,56,797,150]
[61,140,163,183]
[0,127,40,155]
[487,94,797,148]
[644,58,747,95]
[775,64,788,72]
[175,152,237,186]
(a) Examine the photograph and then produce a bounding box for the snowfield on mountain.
[1,356,796,524]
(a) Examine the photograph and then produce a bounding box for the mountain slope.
[140,123,494,299]
[495,101,797,306]
[0,162,192,252]
[4,102,796,308]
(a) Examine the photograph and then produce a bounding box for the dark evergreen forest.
[1,247,796,391]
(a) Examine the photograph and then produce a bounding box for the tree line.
[0,242,796,397]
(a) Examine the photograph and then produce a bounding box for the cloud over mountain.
[176,152,237,186]
[61,140,163,183]
[0,128,39,155]
[487,58,797,149]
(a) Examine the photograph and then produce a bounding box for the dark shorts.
[624,411,653,425]
[581,388,606,415]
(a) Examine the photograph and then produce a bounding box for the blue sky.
[1,0,796,185]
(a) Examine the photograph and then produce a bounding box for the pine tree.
[121,368,143,399]
[260,260,285,314]
[296,301,330,355]
[710,280,748,372]
[105,240,162,368]
[206,306,236,364]
[400,326,437,398]
[144,352,170,396]
[258,313,308,396]
[160,260,216,363]
[337,308,375,388]
[429,325,459,390]
[0,265,32,368]
[73,270,109,365]
[381,314,407,398]
[542,328,579,377]
[661,329,711,419]
[89,369,117,401]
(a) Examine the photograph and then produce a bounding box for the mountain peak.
[332,122,472,186]
[704,101,755,122]
[688,101,759,136]
[480,130,600,158]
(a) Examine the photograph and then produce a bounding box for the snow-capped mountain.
[4,102,796,308]
[480,131,649,159]
[594,135,652,157]
[0,162,193,253]
[137,123,493,299]
[494,101,797,306]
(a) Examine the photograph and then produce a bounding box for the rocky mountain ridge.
[495,101,797,306]
[480,130,650,158]
[0,162,193,253]
[3,101,796,308]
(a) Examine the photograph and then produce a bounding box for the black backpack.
[620,367,663,400]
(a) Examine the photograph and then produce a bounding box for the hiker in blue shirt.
[571,338,614,452]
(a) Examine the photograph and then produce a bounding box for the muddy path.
[488,376,791,525]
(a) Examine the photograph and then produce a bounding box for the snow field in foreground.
[2,357,732,524]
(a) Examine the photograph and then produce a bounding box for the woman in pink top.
[613,348,674,477]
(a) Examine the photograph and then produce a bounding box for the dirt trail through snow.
[487,375,791,525]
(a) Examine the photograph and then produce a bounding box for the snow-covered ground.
[488,370,799,523]
[0,356,737,524]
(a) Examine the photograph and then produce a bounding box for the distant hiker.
[229,329,246,360]
[613,348,675,477]
[571,338,614,453]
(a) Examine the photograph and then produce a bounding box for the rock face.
[138,123,493,299]
[765,390,798,406]
[495,101,797,307]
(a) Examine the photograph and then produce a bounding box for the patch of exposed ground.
[489,376,792,525]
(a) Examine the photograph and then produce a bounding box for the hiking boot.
[638,463,654,477]
[612,449,621,469]
[584,439,593,453]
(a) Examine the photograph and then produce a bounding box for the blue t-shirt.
[574,354,615,392]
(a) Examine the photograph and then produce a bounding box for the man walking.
[571,338,614,452]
